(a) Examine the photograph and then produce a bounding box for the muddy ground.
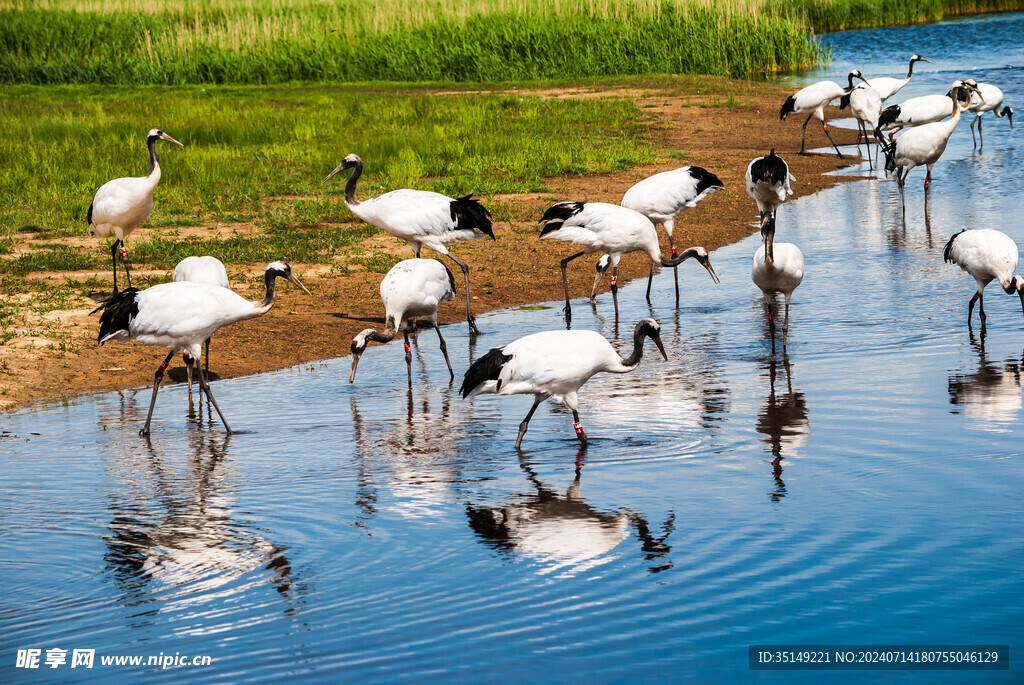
[1,80,865,411]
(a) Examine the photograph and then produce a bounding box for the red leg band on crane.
[404,342,411,355]
[671,245,678,256]
[610,276,617,286]
[119,246,128,259]
[157,360,169,373]
[574,422,584,435]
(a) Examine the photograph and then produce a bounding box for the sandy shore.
[1,78,864,411]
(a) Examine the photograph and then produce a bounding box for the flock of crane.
[84,53,1016,447]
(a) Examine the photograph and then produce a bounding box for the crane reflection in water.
[948,330,1022,430]
[755,355,810,502]
[466,455,675,576]
[102,432,299,627]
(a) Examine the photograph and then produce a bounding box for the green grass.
[766,0,1023,32]
[0,80,661,273]
[0,1,825,84]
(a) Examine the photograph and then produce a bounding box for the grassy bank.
[0,80,659,278]
[767,0,1023,32]
[0,0,825,83]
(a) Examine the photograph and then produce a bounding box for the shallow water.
[3,14,1024,683]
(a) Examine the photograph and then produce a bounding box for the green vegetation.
[0,0,825,84]
[767,0,1023,32]
[0,81,657,274]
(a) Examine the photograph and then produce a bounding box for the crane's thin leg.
[590,259,609,302]
[433,322,454,381]
[783,293,793,348]
[109,240,121,293]
[560,250,586,322]
[140,350,175,436]
[800,113,813,154]
[673,262,680,306]
[971,115,979,147]
[645,262,654,303]
[515,396,544,450]
[611,266,620,318]
[571,409,588,448]
[403,331,412,369]
[444,253,480,335]
[119,242,133,289]
[204,338,211,374]
[184,352,195,401]
[979,290,987,322]
[195,360,232,434]
[822,122,845,158]
[978,115,983,150]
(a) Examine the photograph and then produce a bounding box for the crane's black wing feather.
[461,346,512,398]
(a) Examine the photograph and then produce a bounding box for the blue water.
[2,13,1023,684]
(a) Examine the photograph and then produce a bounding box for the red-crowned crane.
[882,81,980,190]
[752,218,804,348]
[745,150,794,235]
[173,255,230,398]
[969,82,1013,149]
[943,229,1024,327]
[461,318,668,448]
[349,258,456,383]
[841,54,932,105]
[780,70,870,157]
[322,153,493,335]
[876,79,982,134]
[93,261,311,435]
[603,166,724,303]
[539,202,719,322]
[88,128,184,292]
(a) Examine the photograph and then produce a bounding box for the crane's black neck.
[345,159,363,206]
[147,134,160,176]
[661,247,702,267]
[907,58,919,78]
[369,316,399,344]
[259,270,280,309]
[622,321,658,368]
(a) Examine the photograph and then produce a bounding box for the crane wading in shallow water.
[322,153,493,335]
[779,70,871,157]
[943,229,1024,328]
[88,128,184,292]
[968,82,1013,149]
[882,81,982,191]
[349,258,456,384]
[607,166,724,304]
[539,202,719,322]
[461,318,669,449]
[876,79,981,135]
[93,261,311,435]
[751,217,804,349]
[173,256,231,399]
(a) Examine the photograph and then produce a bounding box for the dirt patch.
[1,82,863,411]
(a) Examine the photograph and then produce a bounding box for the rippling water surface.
[3,14,1024,683]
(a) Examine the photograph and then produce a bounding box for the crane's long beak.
[918,57,933,64]
[286,273,312,295]
[967,83,984,103]
[161,132,184,147]
[349,353,361,383]
[856,73,871,85]
[703,259,721,285]
[652,333,668,361]
[322,162,346,184]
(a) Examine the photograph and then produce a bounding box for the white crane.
[751,219,804,347]
[93,261,311,435]
[323,153,493,335]
[173,256,231,398]
[847,87,884,167]
[943,228,1024,326]
[882,81,980,190]
[876,79,981,134]
[87,128,184,292]
[842,54,932,104]
[598,166,724,303]
[746,150,795,234]
[460,318,668,448]
[969,82,1013,149]
[779,70,870,157]
[539,202,719,321]
[349,258,456,383]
